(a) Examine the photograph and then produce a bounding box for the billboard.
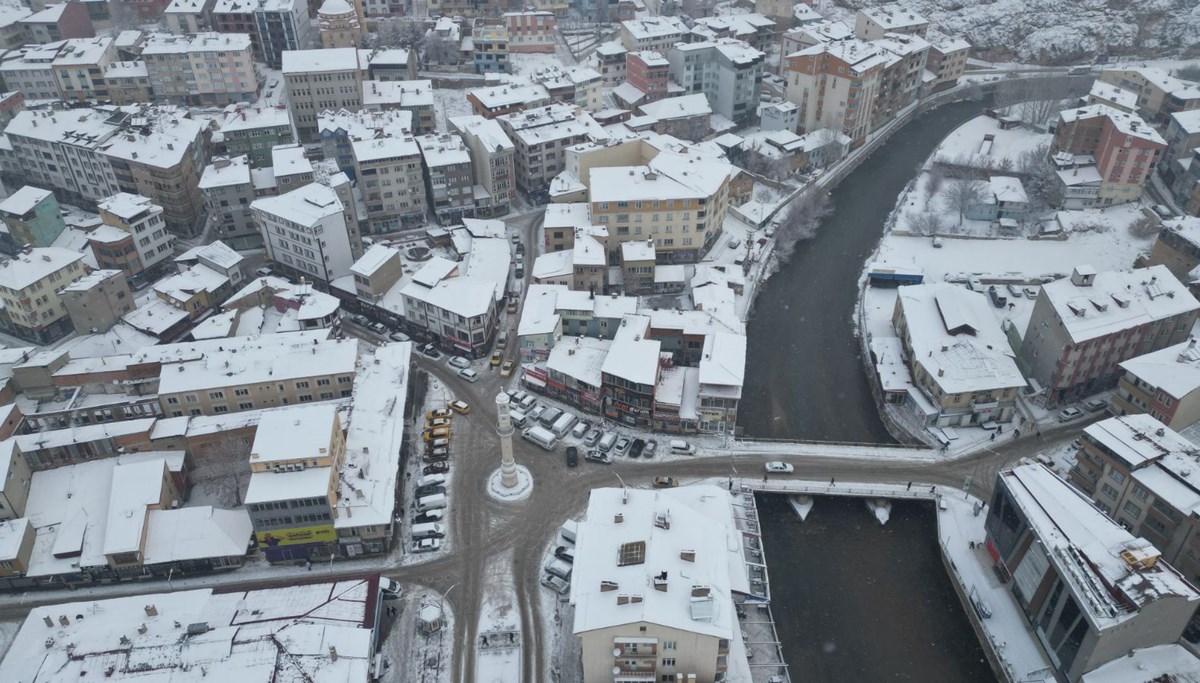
[256,525,336,548]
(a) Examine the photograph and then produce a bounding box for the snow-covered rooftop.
[621,16,687,41]
[449,114,514,153]
[158,336,358,396]
[122,298,189,336]
[0,185,52,216]
[251,402,340,465]
[989,175,1027,204]
[361,79,434,108]
[499,103,607,147]
[571,485,749,639]
[602,315,659,386]
[543,202,592,230]
[143,31,252,55]
[282,46,359,74]
[638,93,712,121]
[0,247,82,291]
[351,134,420,162]
[532,249,572,280]
[859,3,927,30]
[319,108,413,141]
[401,276,495,318]
[1059,104,1166,146]
[590,149,730,204]
[1080,643,1200,683]
[468,82,550,110]
[1038,265,1199,344]
[698,331,745,395]
[416,132,471,167]
[252,182,344,227]
[1088,81,1138,112]
[154,264,228,303]
[1119,339,1200,400]
[518,284,566,336]
[791,38,888,74]
[546,335,610,388]
[99,192,159,221]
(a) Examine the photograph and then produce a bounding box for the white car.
[448,356,471,369]
[541,574,569,594]
[1057,407,1083,422]
[764,461,794,474]
[411,538,441,553]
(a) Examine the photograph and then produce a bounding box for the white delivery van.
[417,473,446,487]
[560,519,578,544]
[522,425,558,451]
[508,409,528,428]
[598,432,617,452]
[670,439,696,455]
[416,493,448,512]
[539,407,563,428]
[571,421,589,439]
[411,522,445,540]
[550,412,578,438]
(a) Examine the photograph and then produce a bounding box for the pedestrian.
[930,486,936,494]
[830,476,836,486]
[728,479,733,491]
[305,560,312,571]
[1036,429,1042,439]
[969,541,975,549]
[1013,429,1020,439]
[990,432,996,442]
[763,474,768,483]
[906,481,912,490]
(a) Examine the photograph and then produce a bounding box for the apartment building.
[600,314,659,427]
[96,193,174,280]
[589,40,626,86]
[199,155,262,250]
[253,181,356,284]
[668,39,764,127]
[50,36,116,103]
[0,247,86,343]
[625,50,670,104]
[352,134,427,231]
[571,486,751,683]
[985,462,1199,683]
[401,268,499,357]
[467,82,551,119]
[214,105,295,168]
[588,150,732,263]
[1071,415,1200,587]
[164,0,216,33]
[785,38,887,147]
[692,13,776,51]
[317,0,361,49]
[853,3,928,41]
[1051,104,1166,206]
[618,16,686,52]
[504,11,556,53]
[158,336,358,417]
[1100,67,1200,124]
[362,47,415,81]
[19,2,94,43]
[923,32,970,94]
[472,22,510,74]
[1110,340,1200,430]
[892,282,1024,427]
[871,32,928,127]
[282,47,363,141]
[450,115,516,217]
[60,269,134,334]
[317,107,413,177]
[0,43,63,100]
[103,60,153,104]
[212,0,313,70]
[361,79,436,134]
[0,186,65,249]
[1019,266,1200,406]
[141,32,258,106]
[417,133,475,224]
[780,19,854,73]
[497,103,608,202]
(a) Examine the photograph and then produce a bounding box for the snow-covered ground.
[536,537,583,683]
[474,550,524,683]
[0,620,18,661]
[434,88,473,133]
[382,584,455,683]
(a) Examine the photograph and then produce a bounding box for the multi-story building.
[785,38,886,147]
[164,0,217,34]
[625,50,670,104]
[618,16,686,52]
[571,486,752,683]
[199,155,262,250]
[853,3,928,41]
[1051,104,1166,206]
[362,47,415,81]
[0,42,63,100]
[668,39,764,128]
[417,133,475,224]
[282,47,363,141]
[1086,80,1139,114]
[636,94,711,142]
[1071,415,1200,586]
[691,13,776,50]
[103,60,153,104]
[871,32,928,128]
[400,267,499,357]
[352,134,427,231]
[467,82,551,119]
[497,103,607,202]
[589,40,626,86]
[779,19,855,74]
[450,114,516,217]
[361,79,436,134]
[0,186,65,249]
[19,2,94,43]
[588,150,732,263]
[0,247,86,343]
[215,105,295,168]
[601,314,659,427]
[985,462,1199,683]
[141,32,258,106]
[318,107,413,177]
[50,36,116,103]
[1110,340,1200,430]
[253,181,356,284]
[472,21,510,74]
[892,282,1024,427]
[212,0,312,70]
[317,0,361,49]
[60,269,134,334]
[504,11,556,53]
[1100,67,1200,124]
[923,32,970,94]
[1019,265,1200,406]
[0,5,30,51]
[96,193,175,281]
[0,91,22,132]
[1163,109,1200,172]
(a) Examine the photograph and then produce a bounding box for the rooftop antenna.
[612,471,628,504]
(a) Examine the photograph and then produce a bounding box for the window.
[662,658,676,668]
[1108,468,1126,484]
[1100,483,1118,499]
[662,641,677,651]
[1123,501,1142,518]
[1131,484,1149,502]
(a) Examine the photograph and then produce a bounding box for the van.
[509,409,528,428]
[417,473,446,488]
[571,421,589,439]
[539,407,563,428]
[458,368,479,383]
[519,395,537,411]
[560,520,578,544]
[416,493,448,512]
[598,432,617,452]
[551,412,578,438]
[545,558,572,581]
[411,522,445,540]
[497,332,509,350]
[523,426,558,451]
[1006,283,1023,298]
[670,440,696,456]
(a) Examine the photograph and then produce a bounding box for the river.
[739,99,990,443]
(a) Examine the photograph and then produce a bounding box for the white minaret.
[496,392,518,488]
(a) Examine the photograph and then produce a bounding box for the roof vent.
[601,580,619,592]
[680,549,695,562]
[144,604,157,617]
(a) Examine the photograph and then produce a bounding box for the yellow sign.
[256,525,336,548]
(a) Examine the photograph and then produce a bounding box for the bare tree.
[907,211,943,236]
[1175,63,1200,82]
[1128,214,1162,238]
[191,434,252,508]
[109,0,141,32]
[923,169,944,208]
[996,76,1074,127]
[772,188,832,267]
[425,37,461,65]
[1017,143,1064,208]
[742,150,789,178]
[943,179,987,226]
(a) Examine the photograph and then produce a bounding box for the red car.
[424,462,449,475]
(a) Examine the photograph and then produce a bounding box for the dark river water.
[758,495,997,683]
[738,99,991,443]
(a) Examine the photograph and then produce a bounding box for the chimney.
[58,615,69,626]
[144,604,157,617]
[680,549,695,562]
[329,645,338,661]
[43,615,53,628]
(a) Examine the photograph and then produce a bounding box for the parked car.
[424,449,449,463]
[728,238,741,250]
[642,440,657,458]
[583,428,602,446]
[449,400,470,415]
[669,440,695,456]
[413,510,444,525]
[988,286,1007,308]
[1058,407,1083,422]
[426,408,452,420]
[449,356,471,369]
[507,300,518,313]
[555,545,575,563]
[380,578,402,599]
[490,351,502,367]
[541,574,569,594]
[566,446,578,468]
[458,368,479,383]
[614,436,631,456]
[389,331,411,342]
[653,476,678,488]
[426,417,451,428]
[370,322,387,335]
[350,314,370,327]
[765,461,794,474]
[255,266,273,277]
[515,242,525,255]
[501,359,515,377]
[527,405,547,423]
[423,427,450,441]
[1084,398,1108,412]
[510,232,520,244]
[968,277,984,293]
[415,483,445,498]
[584,449,611,464]
[423,462,449,475]
[629,438,645,458]
[1006,284,1023,298]
[411,538,442,553]
[571,420,590,439]
[421,344,442,359]
[1023,286,1039,299]
[1153,204,1174,219]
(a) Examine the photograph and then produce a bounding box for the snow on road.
[474,549,523,683]
[382,584,455,683]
